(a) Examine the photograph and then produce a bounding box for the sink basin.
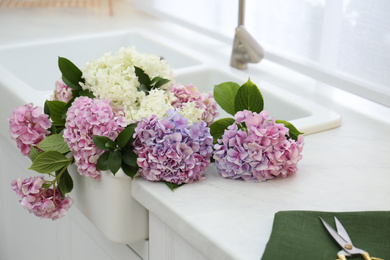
[0,29,340,135]
[0,30,202,93]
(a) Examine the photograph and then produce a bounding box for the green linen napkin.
[261,211,390,260]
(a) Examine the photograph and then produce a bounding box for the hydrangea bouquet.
[8,47,218,220]
[8,46,304,221]
[209,79,304,182]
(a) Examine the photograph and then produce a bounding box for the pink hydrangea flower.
[169,83,219,126]
[63,96,127,179]
[52,77,73,103]
[213,110,304,182]
[11,176,73,220]
[133,110,213,185]
[8,103,51,157]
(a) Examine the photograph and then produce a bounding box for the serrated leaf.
[96,151,110,171]
[58,169,74,196]
[37,134,70,153]
[116,125,136,148]
[29,151,71,174]
[45,100,67,125]
[121,162,138,179]
[109,150,122,174]
[275,120,303,141]
[122,149,138,167]
[134,66,150,86]
[209,118,236,143]
[92,135,116,151]
[214,82,240,116]
[30,145,43,162]
[234,79,264,114]
[58,57,83,90]
[163,181,184,191]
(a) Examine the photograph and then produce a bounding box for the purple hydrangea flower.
[8,103,52,157]
[52,77,73,103]
[133,110,213,185]
[11,176,73,220]
[169,83,219,126]
[213,110,304,182]
[63,96,127,179]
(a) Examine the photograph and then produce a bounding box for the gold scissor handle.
[337,255,347,260]
[336,253,383,260]
[362,252,373,260]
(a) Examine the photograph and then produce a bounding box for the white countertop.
[2,2,390,260]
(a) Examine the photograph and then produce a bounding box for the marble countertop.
[1,2,390,260]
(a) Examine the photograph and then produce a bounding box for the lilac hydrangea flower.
[52,77,73,103]
[213,110,304,182]
[11,176,73,220]
[169,83,219,126]
[8,103,52,157]
[63,96,127,179]
[133,110,213,185]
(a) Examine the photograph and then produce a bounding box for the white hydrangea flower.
[81,46,175,122]
[131,89,175,122]
[177,102,205,124]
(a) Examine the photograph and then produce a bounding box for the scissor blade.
[334,217,353,244]
[319,217,351,250]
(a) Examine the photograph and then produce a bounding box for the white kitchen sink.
[0,29,340,136]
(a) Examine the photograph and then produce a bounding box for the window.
[133,0,390,107]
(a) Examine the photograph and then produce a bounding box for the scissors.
[319,216,383,260]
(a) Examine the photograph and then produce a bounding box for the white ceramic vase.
[69,166,148,244]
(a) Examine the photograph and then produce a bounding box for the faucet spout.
[230,0,264,70]
[230,25,264,70]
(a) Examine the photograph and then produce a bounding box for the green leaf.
[58,57,83,90]
[153,78,170,89]
[58,169,74,196]
[96,151,110,171]
[134,66,150,86]
[150,76,164,85]
[30,145,43,162]
[92,135,117,151]
[163,181,184,191]
[37,134,70,153]
[42,183,51,189]
[209,118,236,143]
[29,151,71,174]
[139,84,150,93]
[109,150,122,174]
[78,89,95,99]
[44,101,50,116]
[48,125,58,135]
[214,82,240,116]
[122,149,138,167]
[45,100,67,125]
[61,97,75,120]
[121,162,138,179]
[234,78,264,113]
[116,125,136,148]
[275,120,303,141]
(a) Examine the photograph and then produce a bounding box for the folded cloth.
[261,210,390,260]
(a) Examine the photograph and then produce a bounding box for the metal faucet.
[230,0,264,70]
